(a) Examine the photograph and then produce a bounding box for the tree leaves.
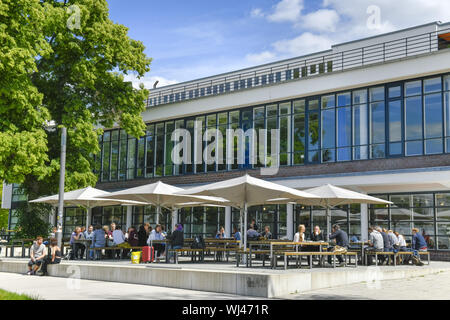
[0,0,152,198]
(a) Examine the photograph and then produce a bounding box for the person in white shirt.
[394,231,408,250]
[294,224,306,243]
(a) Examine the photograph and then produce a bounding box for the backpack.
[191,235,205,249]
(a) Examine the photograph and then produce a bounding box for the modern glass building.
[3,22,450,257]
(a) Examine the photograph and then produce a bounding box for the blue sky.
[106,0,450,88]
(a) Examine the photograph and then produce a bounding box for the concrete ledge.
[1,259,449,298]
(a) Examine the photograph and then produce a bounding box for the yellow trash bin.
[131,251,141,264]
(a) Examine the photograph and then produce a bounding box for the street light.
[57,127,67,248]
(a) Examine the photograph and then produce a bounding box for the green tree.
[13,202,51,239]
[0,182,8,230]
[0,0,151,199]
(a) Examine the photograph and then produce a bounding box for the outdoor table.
[269,241,329,268]
[203,239,240,261]
[247,240,290,268]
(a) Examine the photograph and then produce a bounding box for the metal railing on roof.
[145,27,450,108]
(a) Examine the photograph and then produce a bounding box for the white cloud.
[273,32,333,56]
[245,51,277,65]
[299,9,340,32]
[267,0,304,22]
[245,0,450,67]
[250,8,265,18]
[123,74,178,89]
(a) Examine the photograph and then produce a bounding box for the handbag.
[332,245,347,254]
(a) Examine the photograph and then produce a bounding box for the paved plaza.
[1,260,450,300]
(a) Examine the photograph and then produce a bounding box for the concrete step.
[1,259,449,298]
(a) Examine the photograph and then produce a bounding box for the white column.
[286,204,294,240]
[171,209,178,233]
[361,203,368,241]
[86,207,92,228]
[225,206,232,237]
[126,206,133,230]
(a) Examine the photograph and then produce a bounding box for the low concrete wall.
[1,259,449,298]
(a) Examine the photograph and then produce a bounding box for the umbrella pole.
[326,205,331,242]
[156,205,161,225]
[243,202,248,264]
[85,207,90,230]
[239,208,243,249]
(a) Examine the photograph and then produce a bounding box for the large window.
[369,87,386,158]
[63,207,86,238]
[97,74,450,182]
[294,204,359,239]
[179,206,225,238]
[369,192,450,250]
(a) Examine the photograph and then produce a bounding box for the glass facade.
[294,204,361,239]
[369,192,450,250]
[96,74,450,182]
[179,206,225,238]
[231,205,286,239]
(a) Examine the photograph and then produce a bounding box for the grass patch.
[0,289,34,300]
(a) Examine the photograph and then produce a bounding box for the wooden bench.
[168,248,207,264]
[276,251,358,270]
[365,251,430,266]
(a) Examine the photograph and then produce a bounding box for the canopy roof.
[29,186,145,208]
[177,174,320,208]
[97,181,230,209]
[269,184,392,207]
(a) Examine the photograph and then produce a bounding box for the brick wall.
[96,153,450,191]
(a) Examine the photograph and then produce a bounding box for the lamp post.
[57,127,67,248]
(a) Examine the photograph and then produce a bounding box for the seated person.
[27,236,47,275]
[166,224,184,262]
[92,224,106,260]
[232,227,241,241]
[148,224,165,259]
[215,226,226,239]
[365,226,384,265]
[261,226,273,240]
[294,224,306,243]
[246,225,260,241]
[327,224,349,266]
[38,238,61,276]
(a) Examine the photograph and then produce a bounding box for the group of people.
[366,227,427,265]
[67,222,184,261]
[244,219,273,241]
[27,237,61,276]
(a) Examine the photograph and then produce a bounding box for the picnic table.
[246,240,329,268]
